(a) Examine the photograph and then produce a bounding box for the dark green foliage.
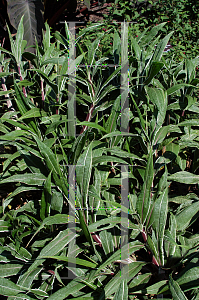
[107,0,199,61]
[0,18,199,299]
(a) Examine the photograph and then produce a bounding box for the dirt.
[64,1,114,24]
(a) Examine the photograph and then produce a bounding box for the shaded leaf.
[169,276,188,300]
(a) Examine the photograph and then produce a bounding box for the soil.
[66,1,113,23]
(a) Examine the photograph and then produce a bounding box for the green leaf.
[7,15,24,63]
[88,216,130,232]
[19,149,48,175]
[28,288,48,297]
[0,264,23,277]
[47,280,86,300]
[129,273,152,290]
[3,151,20,173]
[144,61,164,85]
[167,84,196,95]
[105,95,120,133]
[26,214,71,248]
[113,279,128,300]
[169,276,188,300]
[92,156,128,166]
[0,173,46,185]
[152,125,169,146]
[2,119,35,134]
[17,80,34,87]
[152,31,174,62]
[130,91,146,134]
[99,230,114,256]
[100,261,145,299]
[0,277,26,296]
[87,37,101,66]
[68,53,84,74]
[18,108,47,120]
[146,87,167,128]
[33,69,58,94]
[101,131,137,139]
[0,90,14,96]
[7,293,35,299]
[40,171,52,220]
[0,46,14,60]
[0,220,11,232]
[178,119,199,127]
[77,122,107,133]
[175,266,199,291]
[0,130,31,141]
[0,72,12,78]
[41,57,66,67]
[76,143,92,205]
[150,188,168,265]
[141,23,166,46]
[130,36,141,60]
[17,267,43,289]
[51,190,63,213]
[27,229,76,272]
[137,280,168,295]
[41,256,97,268]
[136,149,154,224]
[33,136,69,204]
[107,147,145,162]
[95,241,144,275]
[168,171,199,184]
[14,80,38,134]
[99,66,121,94]
[175,201,199,231]
[146,234,159,266]
[76,193,98,258]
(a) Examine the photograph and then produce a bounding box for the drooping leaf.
[0,173,46,185]
[168,171,199,185]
